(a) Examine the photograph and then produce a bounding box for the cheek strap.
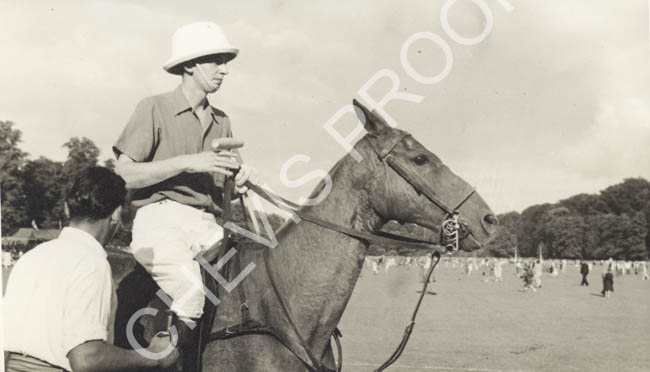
[196,64,219,91]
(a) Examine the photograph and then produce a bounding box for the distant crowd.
[1,244,29,268]
[363,255,649,297]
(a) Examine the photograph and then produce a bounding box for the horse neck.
[269,148,385,353]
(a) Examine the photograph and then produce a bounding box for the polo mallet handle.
[211,136,243,205]
[210,138,261,234]
[211,138,244,151]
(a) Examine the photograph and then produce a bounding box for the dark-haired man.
[4,167,179,372]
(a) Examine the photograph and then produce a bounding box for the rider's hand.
[148,331,180,369]
[181,151,239,176]
[235,164,260,194]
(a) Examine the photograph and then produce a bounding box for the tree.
[21,157,65,229]
[58,137,101,202]
[583,215,602,258]
[584,213,646,260]
[486,226,517,257]
[62,137,100,179]
[486,211,520,257]
[600,179,650,257]
[540,207,586,259]
[640,200,650,258]
[600,178,650,215]
[623,212,648,260]
[518,203,553,257]
[560,193,610,216]
[0,121,29,234]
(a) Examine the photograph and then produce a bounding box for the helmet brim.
[163,48,238,75]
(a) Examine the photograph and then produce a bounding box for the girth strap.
[209,323,342,372]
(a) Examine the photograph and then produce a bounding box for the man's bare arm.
[115,152,239,189]
[67,334,178,372]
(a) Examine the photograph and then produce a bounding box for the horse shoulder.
[106,248,137,285]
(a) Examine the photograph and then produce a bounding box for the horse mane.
[305,136,376,203]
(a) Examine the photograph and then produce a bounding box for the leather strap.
[247,183,439,251]
[374,251,441,372]
[263,246,324,371]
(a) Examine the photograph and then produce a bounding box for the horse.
[107,99,498,371]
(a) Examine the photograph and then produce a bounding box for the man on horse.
[4,167,179,372]
[113,21,257,371]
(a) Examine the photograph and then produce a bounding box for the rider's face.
[195,55,229,92]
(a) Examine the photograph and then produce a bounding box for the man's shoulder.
[139,89,177,106]
[130,87,179,109]
[23,237,107,271]
[16,239,58,263]
[210,105,229,119]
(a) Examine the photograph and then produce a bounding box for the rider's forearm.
[69,341,159,372]
[115,156,188,189]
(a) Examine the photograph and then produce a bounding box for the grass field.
[3,262,649,372]
[338,263,650,372]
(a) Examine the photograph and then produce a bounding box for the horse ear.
[353,99,390,135]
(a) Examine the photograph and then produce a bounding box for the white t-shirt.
[4,227,115,371]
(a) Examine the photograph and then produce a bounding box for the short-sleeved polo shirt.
[113,85,238,213]
[3,227,115,372]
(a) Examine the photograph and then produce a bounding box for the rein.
[374,250,441,372]
[247,183,441,251]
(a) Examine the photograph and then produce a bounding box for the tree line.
[1,121,115,235]
[486,178,650,260]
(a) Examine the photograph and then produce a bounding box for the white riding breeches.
[130,200,224,319]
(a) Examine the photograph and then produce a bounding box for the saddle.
[111,244,246,367]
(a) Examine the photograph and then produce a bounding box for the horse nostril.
[484,214,498,226]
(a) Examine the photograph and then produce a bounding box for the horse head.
[352,99,497,251]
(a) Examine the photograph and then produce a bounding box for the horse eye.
[413,155,428,165]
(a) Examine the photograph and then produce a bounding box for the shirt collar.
[59,227,107,259]
[171,85,219,122]
[171,85,193,116]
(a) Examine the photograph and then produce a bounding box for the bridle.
[205,131,479,372]
[370,131,477,253]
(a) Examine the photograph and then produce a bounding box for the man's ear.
[64,202,70,219]
[183,62,196,75]
[111,206,122,223]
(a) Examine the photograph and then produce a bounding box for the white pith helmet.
[163,21,238,75]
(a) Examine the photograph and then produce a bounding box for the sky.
[1,0,649,214]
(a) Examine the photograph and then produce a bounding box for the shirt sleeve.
[113,97,159,162]
[62,259,113,354]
